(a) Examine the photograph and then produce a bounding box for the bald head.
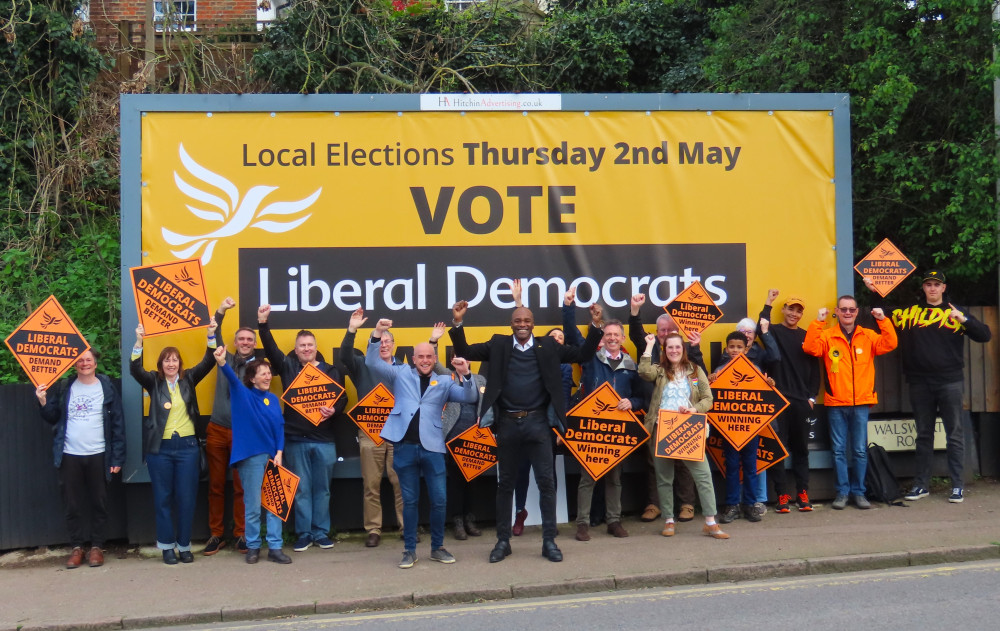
[511,307,535,343]
[412,342,437,376]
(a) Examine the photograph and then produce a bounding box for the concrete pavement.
[2,480,999,631]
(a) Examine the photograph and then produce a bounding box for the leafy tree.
[253,0,711,93]
[0,1,121,380]
[704,0,1000,304]
[254,0,539,93]
[539,0,709,92]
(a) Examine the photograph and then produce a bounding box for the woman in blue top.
[212,345,289,564]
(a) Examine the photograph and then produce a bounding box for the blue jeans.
[146,434,200,551]
[911,380,964,489]
[393,442,447,552]
[283,440,337,540]
[754,470,767,504]
[235,453,284,550]
[827,405,870,496]
[724,436,759,505]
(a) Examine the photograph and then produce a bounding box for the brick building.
[85,0,267,50]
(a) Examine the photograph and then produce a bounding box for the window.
[444,0,481,11]
[154,1,197,32]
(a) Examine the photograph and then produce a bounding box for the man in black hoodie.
[258,304,347,551]
[867,270,992,504]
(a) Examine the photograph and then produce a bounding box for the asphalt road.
[166,559,1000,630]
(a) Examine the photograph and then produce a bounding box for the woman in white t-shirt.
[37,349,126,569]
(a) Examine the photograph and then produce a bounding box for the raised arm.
[339,308,369,379]
[627,293,648,352]
[446,357,478,404]
[558,321,602,364]
[216,346,239,391]
[758,319,780,364]
[37,382,62,424]
[561,288,586,348]
[870,308,898,355]
[448,300,492,362]
[802,309,829,357]
[129,324,156,390]
[365,318,398,385]
[187,318,221,385]
[637,334,662,382]
[215,296,235,345]
[256,305,286,370]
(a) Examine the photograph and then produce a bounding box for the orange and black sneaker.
[796,490,813,512]
[776,494,792,513]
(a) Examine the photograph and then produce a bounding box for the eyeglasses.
[838,307,858,313]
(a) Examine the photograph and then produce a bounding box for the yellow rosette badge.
[828,348,841,373]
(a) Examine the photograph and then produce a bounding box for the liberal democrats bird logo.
[161,144,321,264]
[591,398,617,414]
[39,312,62,329]
[729,370,754,387]
[173,266,199,288]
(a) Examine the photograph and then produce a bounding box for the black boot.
[453,516,468,540]
[464,513,481,537]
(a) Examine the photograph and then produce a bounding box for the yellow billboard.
[129,100,843,415]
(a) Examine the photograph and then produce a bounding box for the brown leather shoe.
[512,509,528,536]
[703,523,730,539]
[606,521,629,538]
[660,522,675,537]
[66,547,85,569]
[88,546,104,567]
[575,523,591,541]
[365,532,381,548]
[678,504,695,522]
[640,504,661,522]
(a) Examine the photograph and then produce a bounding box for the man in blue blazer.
[366,318,477,569]
[449,301,602,564]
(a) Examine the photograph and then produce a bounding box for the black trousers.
[768,398,812,496]
[446,456,475,518]
[495,410,557,541]
[59,453,109,548]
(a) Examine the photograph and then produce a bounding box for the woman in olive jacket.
[638,332,728,540]
[130,321,217,564]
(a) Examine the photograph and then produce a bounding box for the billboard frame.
[120,92,852,481]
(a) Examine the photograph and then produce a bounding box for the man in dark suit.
[449,301,602,564]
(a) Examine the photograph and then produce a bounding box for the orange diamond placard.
[655,411,708,462]
[130,258,212,336]
[262,460,299,522]
[447,424,498,482]
[347,383,395,446]
[663,280,724,338]
[854,238,915,297]
[5,295,90,388]
[280,363,345,426]
[755,422,788,473]
[708,354,789,451]
[706,421,787,474]
[562,382,650,480]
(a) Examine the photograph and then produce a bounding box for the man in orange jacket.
[803,295,897,510]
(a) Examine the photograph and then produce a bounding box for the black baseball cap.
[921,269,947,284]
